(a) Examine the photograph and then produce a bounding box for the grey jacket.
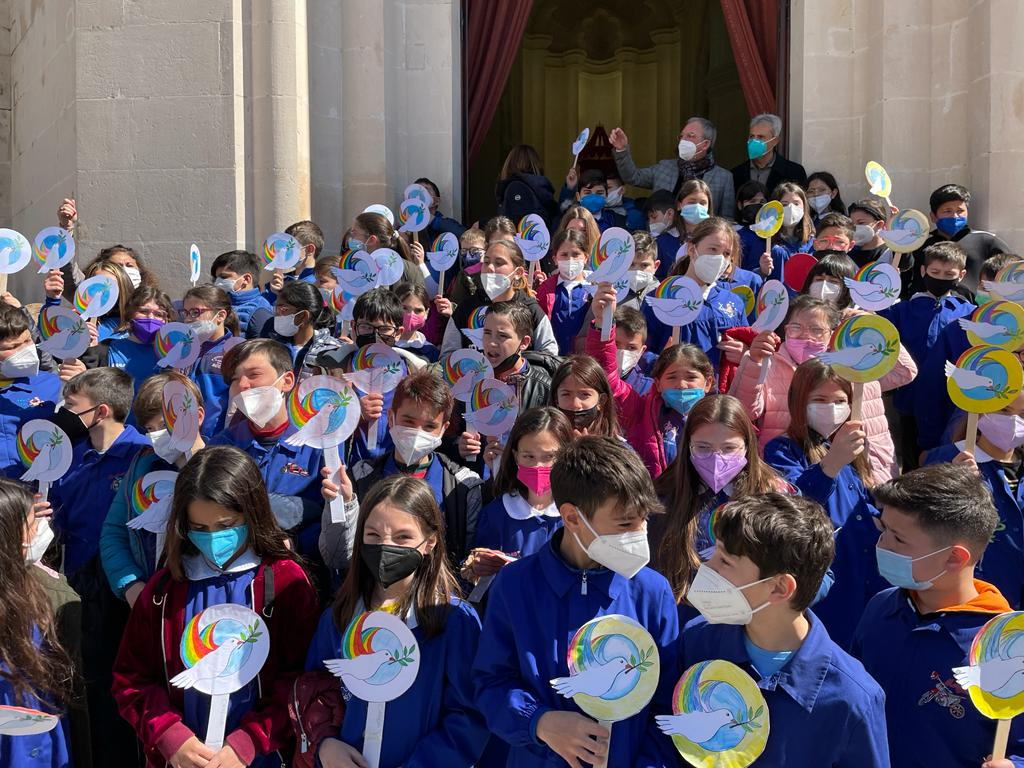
[613,148,736,219]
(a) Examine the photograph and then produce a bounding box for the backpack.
[287,670,345,768]
[501,177,543,225]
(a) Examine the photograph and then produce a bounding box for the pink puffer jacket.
[729,343,917,484]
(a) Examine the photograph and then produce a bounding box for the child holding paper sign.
[113,446,318,768]
[180,285,239,438]
[210,250,274,340]
[534,229,591,355]
[759,182,815,283]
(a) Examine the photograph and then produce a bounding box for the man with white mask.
[609,117,736,219]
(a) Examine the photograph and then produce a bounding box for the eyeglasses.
[814,237,849,251]
[179,307,214,320]
[784,323,832,338]
[134,308,167,319]
[355,321,398,339]
[690,444,746,459]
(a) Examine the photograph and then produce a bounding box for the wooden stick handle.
[965,411,980,456]
[993,717,1011,760]
[850,382,864,421]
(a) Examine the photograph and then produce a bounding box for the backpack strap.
[262,564,275,618]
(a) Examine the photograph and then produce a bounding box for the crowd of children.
[0,150,1021,768]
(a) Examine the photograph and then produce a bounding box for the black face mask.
[355,332,377,348]
[493,350,522,374]
[361,543,424,588]
[51,405,97,445]
[923,274,959,298]
[560,404,599,430]
[739,203,762,225]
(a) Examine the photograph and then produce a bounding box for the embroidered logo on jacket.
[281,462,310,477]
[917,671,966,719]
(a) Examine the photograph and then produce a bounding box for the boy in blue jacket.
[473,436,678,767]
[851,463,1024,767]
[647,190,684,280]
[682,492,890,767]
[614,306,656,395]
[560,168,624,233]
[261,219,323,304]
[210,249,275,339]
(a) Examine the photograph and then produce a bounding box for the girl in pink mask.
[653,394,788,601]
[730,295,915,483]
[464,407,573,589]
[394,282,440,363]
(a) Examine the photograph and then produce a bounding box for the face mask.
[573,508,650,579]
[687,563,772,625]
[273,312,302,338]
[232,379,286,428]
[52,405,97,445]
[561,404,599,431]
[605,187,624,208]
[403,312,426,333]
[852,224,877,246]
[361,542,424,588]
[782,203,804,227]
[875,544,951,590]
[462,248,484,267]
[482,272,512,300]
[355,332,379,349]
[923,274,959,298]
[390,425,442,465]
[690,451,747,493]
[979,413,1024,452]
[132,317,165,344]
[694,253,727,284]
[148,428,182,464]
[678,139,698,161]
[579,194,606,214]
[617,348,643,375]
[936,216,968,238]
[517,464,552,497]
[784,338,827,365]
[319,287,333,304]
[189,319,219,341]
[680,204,710,226]
[123,266,142,289]
[214,276,240,294]
[808,280,841,303]
[739,203,762,226]
[25,518,54,565]
[347,237,367,252]
[648,221,668,237]
[976,291,991,306]
[662,387,705,416]
[188,524,249,570]
[628,270,657,293]
[808,194,832,214]
[747,138,769,160]
[0,344,39,379]
[806,402,850,438]
[558,258,585,282]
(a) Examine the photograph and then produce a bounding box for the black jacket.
[731,153,808,195]
[495,172,560,229]
[907,226,1009,296]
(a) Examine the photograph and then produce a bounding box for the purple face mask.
[132,317,165,344]
[690,451,748,493]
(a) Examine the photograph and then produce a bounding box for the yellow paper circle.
[963,301,1024,351]
[946,345,1024,414]
[963,611,1024,720]
[865,160,892,198]
[731,285,755,317]
[752,201,783,240]
[821,315,901,383]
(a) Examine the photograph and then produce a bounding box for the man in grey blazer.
[608,117,736,220]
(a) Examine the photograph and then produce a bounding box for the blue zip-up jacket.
[105,336,162,391]
[738,225,764,273]
[915,321,971,451]
[880,292,974,414]
[681,611,890,767]
[654,232,683,281]
[472,530,679,767]
[50,425,148,578]
[0,372,62,478]
[473,493,562,559]
[764,435,887,649]
[622,364,654,396]
[306,599,488,767]
[925,441,1024,608]
[0,633,71,768]
[185,331,234,438]
[851,582,1024,767]
[643,283,747,369]
[228,288,274,340]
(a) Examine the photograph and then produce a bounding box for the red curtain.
[465,0,534,162]
[720,0,778,117]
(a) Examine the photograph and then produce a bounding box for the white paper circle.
[328,610,421,704]
[0,229,32,275]
[173,604,270,696]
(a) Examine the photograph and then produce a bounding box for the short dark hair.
[210,250,261,280]
[551,435,662,520]
[714,493,835,612]
[285,220,325,261]
[414,177,440,200]
[922,241,968,270]
[393,281,430,310]
[64,367,134,422]
[645,189,676,214]
[222,338,293,382]
[847,198,887,222]
[614,306,648,340]
[276,280,334,330]
[390,371,454,420]
[579,169,607,190]
[816,212,855,240]
[982,253,1021,281]
[0,305,30,342]
[802,251,858,309]
[872,464,998,556]
[486,300,533,340]
[929,184,971,214]
[353,287,403,328]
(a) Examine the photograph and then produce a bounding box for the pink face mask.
[403,311,426,333]
[517,464,552,496]
[690,451,748,493]
[784,338,827,365]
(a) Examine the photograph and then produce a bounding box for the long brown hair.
[85,259,132,324]
[786,360,873,486]
[493,407,573,497]
[656,395,783,600]
[772,181,815,245]
[85,244,158,288]
[500,144,544,179]
[355,212,415,265]
[0,479,74,708]
[550,356,622,438]
[674,179,715,238]
[333,475,460,639]
[183,285,240,337]
[669,216,743,274]
[118,285,175,334]
[556,206,601,254]
[165,446,296,580]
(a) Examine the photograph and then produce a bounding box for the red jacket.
[534,272,558,316]
[112,558,319,767]
[716,325,758,394]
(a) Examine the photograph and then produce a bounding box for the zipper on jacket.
[160,598,170,695]
[581,570,588,596]
[292,677,309,753]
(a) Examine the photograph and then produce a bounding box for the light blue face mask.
[662,387,705,416]
[680,203,710,225]
[188,524,250,569]
[875,543,951,590]
[347,237,367,252]
[747,138,769,160]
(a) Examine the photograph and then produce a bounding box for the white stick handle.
[155,531,166,568]
[205,691,230,750]
[363,701,386,768]
[758,357,772,385]
[367,418,379,452]
[38,481,50,503]
[438,268,446,297]
[601,304,613,342]
[594,720,613,768]
[468,574,495,603]
[325,444,346,523]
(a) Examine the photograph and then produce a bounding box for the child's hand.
[124,581,145,608]
[43,269,64,300]
[482,438,503,467]
[320,465,353,504]
[608,127,629,151]
[821,420,866,477]
[358,392,384,422]
[759,250,773,277]
[591,282,618,324]
[459,430,482,459]
[434,296,453,318]
[205,745,245,768]
[87,320,99,347]
[409,241,425,264]
[718,336,747,365]
[269,270,285,293]
[32,493,52,521]
[535,710,609,768]
[467,548,511,579]
[566,167,579,190]
[952,450,980,474]
[532,268,547,287]
[748,330,779,364]
[57,198,77,231]
[58,358,86,382]
[982,758,1015,768]
[168,736,215,768]
[319,738,368,768]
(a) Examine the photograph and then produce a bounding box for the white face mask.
[808,280,841,303]
[687,563,772,625]
[25,519,54,564]
[273,313,302,338]
[852,224,876,246]
[0,344,39,379]
[617,348,643,376]
[678,139,698,161]
[782,203,804,227]
[189,319,219,341]
[629,270,657,294]
[390,425,442,465]
[123,266,143,289]
[148,428,182,464]
[558,258,585,282]
[481,272,512,300]
[808,194,831,214]
[694,253,728,284]
[605,187,624,208]
[214,277,240,294]
[806,402,850,438]
[572,509,650,579]
[232,377,286,428]
[648,221,668,237]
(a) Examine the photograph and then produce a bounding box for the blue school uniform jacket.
[879,292,974,414]
[472,531,680,767]
[925,441,1024,608]
[717,267,764,323]
[915,321,970,451]
[550,279,590,355]
[107,336,162,390]
[738,226,764,273]
[186,332,234,438]
[306,600,488,768]
[764,435,887,649]
[0,372,61,478]
[764,237,814,285]
[682,611,890,767]
[0,636,71,768]
[228,288,274,340]
[622,363,654,396]
[643,283,747,369]
[473,493,562,559]
[851,582,1024,767]
[654,232,683,281]
[50,425,148,578]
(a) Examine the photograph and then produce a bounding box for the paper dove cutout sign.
[33,227,74,273]
[587,227,635,285]
[18,420,73,485]
[465,378,519,438]
[551,614,660,724]
[263,232,303,272]
[348,343,405,396]
[750,280,789,333]
[646,276,705,328]
[332,250,380,297]
[731,285,756,318]
[960,301,1024,351]
[0,229,31,275]
[751,201,783,240]
[398,198,430,234]
[73,275,119,320]
[572,127,590,161]
[189,244,201,286]
[441,350,494,402]
[125,470,178,534]
[880,209,929,254]
[0,705,61,736]
[461,306,488,349]
[155,322,202,369]
[325,610,420,703]
[818,315,900,383]
[946,345,1024,414]
[658,660,769,768]
[426,233,460,273]
[38,306,91,361]
[983,262,1024,305]
[372,248,405,288]
[954,611,1024,720]
[162,379,201,454]
[284,375,360,450]
[843,261,901,312]
[515,214,551,262]
[363,204,395,226]
[403,182,434,208]
[864,160,892,201]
